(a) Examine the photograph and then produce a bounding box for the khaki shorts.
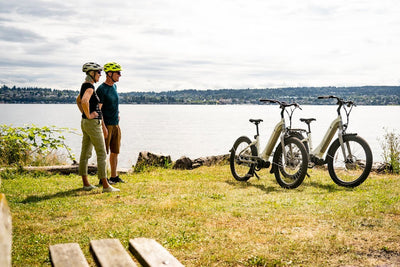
[105,125,121,154]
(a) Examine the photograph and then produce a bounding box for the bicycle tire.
[273,136,308,189]
[230,136,257,181]
[326,134,373,187]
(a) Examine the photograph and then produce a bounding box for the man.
[97,62,125,183]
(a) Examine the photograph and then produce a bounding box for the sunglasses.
[97,70,102,74]
[114,71,121,75]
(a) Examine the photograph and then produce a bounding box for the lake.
[0,104,399,168]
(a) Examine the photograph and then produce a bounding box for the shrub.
[380,128,400,174]
[0,124,76,166]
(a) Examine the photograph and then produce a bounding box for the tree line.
[1,85,399,105]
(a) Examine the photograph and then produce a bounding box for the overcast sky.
[1,0,400,92]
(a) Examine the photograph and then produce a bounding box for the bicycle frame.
[230,99,310,188]
[300,96,356,164]
[246,118,285,161]
[311,115,341,159]
[260,118,284,160]
[236,99,300,167]
[238,119,284,164]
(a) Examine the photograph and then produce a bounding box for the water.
[0,104,399,168]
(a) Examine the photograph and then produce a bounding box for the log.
[23,165,97,175]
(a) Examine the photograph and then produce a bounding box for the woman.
[76,62,120,193]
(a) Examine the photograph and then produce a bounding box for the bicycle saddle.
[249,119,263,124]
[300,118,316,124]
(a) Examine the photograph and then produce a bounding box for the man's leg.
[109,125,125,183]
[110,152,118,178]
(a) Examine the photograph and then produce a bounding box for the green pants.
[78,118,107,179]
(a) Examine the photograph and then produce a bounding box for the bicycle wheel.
[230,136,257,181]
[273,136,308,189]
[326,134,372,187]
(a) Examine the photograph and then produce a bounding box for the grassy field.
[1,165,400,266]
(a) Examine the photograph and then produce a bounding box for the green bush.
[380,128,400,174]
[0,124,76,166]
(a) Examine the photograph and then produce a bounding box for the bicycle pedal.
[257,160,270,169]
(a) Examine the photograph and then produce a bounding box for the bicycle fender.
[229,135,250,153]
[343,133,358,137]
[270,141,283,174]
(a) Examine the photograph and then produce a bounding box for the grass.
[1,165,400,266]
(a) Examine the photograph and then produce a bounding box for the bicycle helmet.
[103,62,122,72]
[82,62,102,73]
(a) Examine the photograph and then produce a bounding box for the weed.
[380,128,400,173]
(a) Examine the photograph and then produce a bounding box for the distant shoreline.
[1,85,400,105]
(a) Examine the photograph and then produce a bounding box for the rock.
[134,151,172,172]
[372,162,392,173]
[192,154,229,169]
[173,156,193,170]
[133,153,229,171]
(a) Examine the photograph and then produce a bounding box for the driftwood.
[22,164,97,175]
[0,165,131,175]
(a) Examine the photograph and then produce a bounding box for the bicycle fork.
[338,131,356,165]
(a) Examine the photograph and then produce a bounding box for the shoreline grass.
[1,166,400,266]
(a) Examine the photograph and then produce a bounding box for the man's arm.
[99,103,108,139]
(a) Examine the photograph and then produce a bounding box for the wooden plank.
[0,194,12,267]
[49,243,89,267]
[90,238,137,267]
[129,238,184,267]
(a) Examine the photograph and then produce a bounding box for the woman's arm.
[81,88,98,119]
[76,94,84,113]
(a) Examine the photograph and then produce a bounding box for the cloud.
[0,0,73,18]
[0,25,43,42]
[1,0,400,91]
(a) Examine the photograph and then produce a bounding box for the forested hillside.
[1,85,399,105]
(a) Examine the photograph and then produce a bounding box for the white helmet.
[82,62,102,73]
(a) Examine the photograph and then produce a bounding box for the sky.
[1,0,400,93]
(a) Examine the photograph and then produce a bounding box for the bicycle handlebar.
[317,95,356,107]
[260,99,302,109]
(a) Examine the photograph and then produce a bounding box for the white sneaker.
[102,186,120,193]
[83,184,96,191]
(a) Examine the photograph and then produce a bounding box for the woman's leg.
[79,119,93,186]
[84,119,109,187]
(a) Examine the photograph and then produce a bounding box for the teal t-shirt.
[96,83,119,125]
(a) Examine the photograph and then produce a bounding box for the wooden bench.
[0,192,183,267]
[0,193,12,267]
[49,237,184,267]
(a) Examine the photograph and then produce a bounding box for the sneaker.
[98,178,116,186]
[102,186,120,193]
[83,184,96,191]
[110,176,125,183]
